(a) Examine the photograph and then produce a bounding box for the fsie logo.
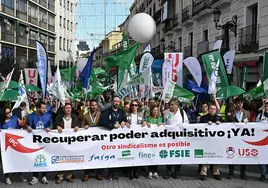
[226,147,235,159]
[88,154,115,162]
[238,148,258,157]
[159,150,190,159]
[34,154,47,167]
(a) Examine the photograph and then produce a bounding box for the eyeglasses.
[131,104,138,107]
[5,111,11,115]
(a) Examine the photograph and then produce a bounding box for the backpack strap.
[180,108,184,123]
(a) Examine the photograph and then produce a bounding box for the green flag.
[202,50,229,91]
[240,65,248,90]
[244,79,268,99]
[263,52,268,81]
[60,67,76,81]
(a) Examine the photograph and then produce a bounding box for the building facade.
[54,0,76,68]
[0,0,56,71]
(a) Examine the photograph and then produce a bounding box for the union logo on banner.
[164,53,183,86]
[24,68,38,86]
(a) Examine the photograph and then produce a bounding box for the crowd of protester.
[0,90,267,185]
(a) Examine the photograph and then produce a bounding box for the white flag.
[183,57,202,86]
[223,50,236,74]
[47,61,53,85]
[12,71,29,111]
[208,60,220,95]
[161,79,176,103]
[213,40,223,50]
[53,67,65,106]
[1,69,14,91]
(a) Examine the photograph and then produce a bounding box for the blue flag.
[36,41,47,98]
[79,50,95,89]
[186,79,207,94]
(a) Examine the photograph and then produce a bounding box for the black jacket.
[12,107,22,120]
[54,113,80,129]
[200,113,223,123]
[100,107,126,130]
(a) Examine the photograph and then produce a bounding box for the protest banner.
[1,123,268,173]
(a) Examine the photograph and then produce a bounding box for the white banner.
[223,50,236,74]
[183,57,202,86]
[213,40,223,50]
[164,53,183,86]
[162,58,173,87]
[2,123,267,173]
[24,68,38,86]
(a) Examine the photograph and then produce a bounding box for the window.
[149,8,152,16]
[30,30,36,40]
[28,5,38,18]
[67,1,69,10]
[48,0,54,11]
[59,37,62,50]
[70,22,73,31]
[49,38,54,45]
[70,3,73,12]
[153,3,155,14]
[178,37,182,51]
[63,18,66,28]
[16,0,27,13]
[189,32,193,46]
[60,16,62,26]
[40,34,47,45]
[18,25,26,37]
[39,10,47,23]
[67,39,69,50]
[203,29,208,41]
[2,0,14,8]
[70,40,72,50]
[48,14,54,26]
[67,20,69,30]
[60,0,62,6]
[63,38,66,50]
[63,0,65,8]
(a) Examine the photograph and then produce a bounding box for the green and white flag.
[241,65,248,90]
[162,79,176,103]
[202,50,229,92]
[125,67,151,87]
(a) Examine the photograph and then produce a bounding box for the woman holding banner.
[125,99,146,179]
[0,106,27,185]
[143,105,163,179]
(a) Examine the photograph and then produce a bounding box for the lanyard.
[89,112,98,125]
[112,111,119,121]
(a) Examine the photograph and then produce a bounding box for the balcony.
[210,0,231,8]
[192,0,212,19]
[184,45,192,58]
[238,24,259,53]
[1,32,14,43]
[153,10,161,24]
[17,36,27,46]
[182,6,193,25]
[197,41,209,57]
[1,4,14,15]
[28,16,38,25]
[173,13,182,31]
[164,19,173,35]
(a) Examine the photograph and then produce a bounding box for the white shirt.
[164,109,189,126]
[256,112,268,122]
[63,118,72,129]
[131,114,138,125]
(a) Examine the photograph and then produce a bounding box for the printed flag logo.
[194,149,204,158]
[159,150,168,159]
[5,133,45,153]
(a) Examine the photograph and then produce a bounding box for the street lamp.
[213,8,237,51]
[160,37,175,52]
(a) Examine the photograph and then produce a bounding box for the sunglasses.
[131,104,138,107]
[6,111,11,115]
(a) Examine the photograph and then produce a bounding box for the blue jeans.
[260,165,268,176]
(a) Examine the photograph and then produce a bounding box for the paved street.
[0,165,267,188]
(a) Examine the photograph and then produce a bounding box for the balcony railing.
[29,39,36,47]
[182,6,192,22]
[197,41,209,56]
[164,19,173,33]
[153,10,161,24]
[238,24,259,53]
[173,13,182,28]
[17,36,27,46]
[48,45,55,52]
[1,32,14,43]
[184,45,192,58]
[1,4,14,15]
[28,16,38,25]
[192,0,211,17]
[16,11,27,21]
